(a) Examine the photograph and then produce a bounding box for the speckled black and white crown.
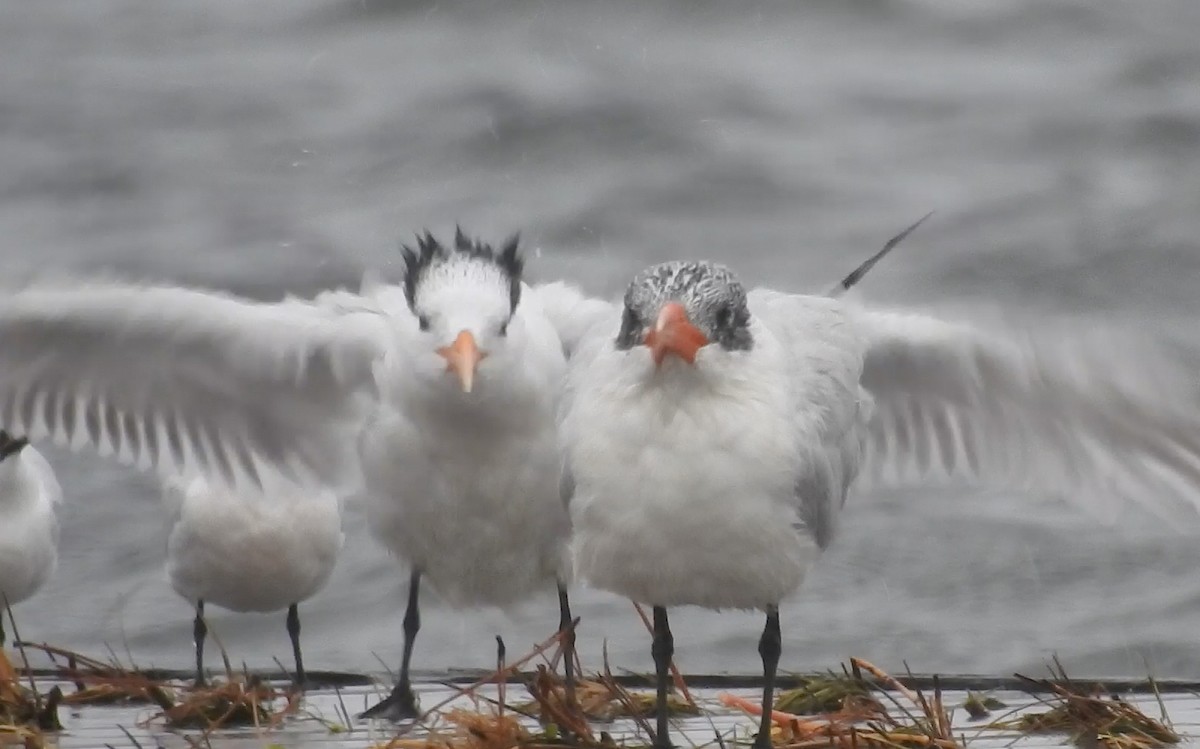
[618,260,754,352]
[400,228,524,314]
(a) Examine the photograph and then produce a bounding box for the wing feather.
[529,282,617,359]
[0,280,387,493]
[858,307,1200,520]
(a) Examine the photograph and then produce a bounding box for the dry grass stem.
[992,660,1179,749]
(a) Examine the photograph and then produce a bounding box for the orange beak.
[643,301,709,367]
[437,330,487,393]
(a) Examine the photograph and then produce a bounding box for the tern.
[559,259,1200,749]
[161,473,343,690]
[0,431,61,646]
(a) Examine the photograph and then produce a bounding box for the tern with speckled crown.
[559,259,1200,749]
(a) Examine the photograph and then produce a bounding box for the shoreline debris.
[0,631,1186,749]
[993,660,1179,749]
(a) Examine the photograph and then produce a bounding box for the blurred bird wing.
[528,281,618,359]
[0,280,390,496]
[539,283,623,508]
[857,306,1200,522]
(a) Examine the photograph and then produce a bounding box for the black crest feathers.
[400,227,524,313]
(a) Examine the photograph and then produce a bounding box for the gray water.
[5,0,1200,683]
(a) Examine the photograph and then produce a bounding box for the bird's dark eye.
[417,315,431,332]
[614,306,644,350]
[714,306,733,328]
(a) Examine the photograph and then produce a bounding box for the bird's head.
[401,228,524,393]
[0,430,29,463]
[616,261,754,368]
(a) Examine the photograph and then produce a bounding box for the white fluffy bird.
[0,431,62,645]
[353,231,577,719]
[0,230,580,718]
[161,473,343,689]
[559,260,1200,749]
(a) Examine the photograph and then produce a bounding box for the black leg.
[651,605,674,749]
[557,583,577,706]
[193,600,208,688]
[286,603,306,691]
[496,635,507,715]
[396,570,422,705]
[359,570,422,720]
[752,606,782,749]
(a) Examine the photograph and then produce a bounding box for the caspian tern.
[0,431,62,645]
[0,229,580,718]
[161,472,343,690]
[559,260,1200,749]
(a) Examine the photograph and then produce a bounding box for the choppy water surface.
[4,0,1200,682]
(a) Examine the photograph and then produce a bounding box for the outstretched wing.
[0,280,387,493]
[858,306,1200,521]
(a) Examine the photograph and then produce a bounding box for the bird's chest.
[567,377,798,517]
[362,403,561,517]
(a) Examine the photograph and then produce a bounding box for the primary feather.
[0,281,385,492]
[855,307,1200,521]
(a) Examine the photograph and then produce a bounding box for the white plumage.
[566,302,825,610]
[0,433,62,645]
[350,233,578,719]
[559,260,1200,749]
[355,275,571,610]
[161,473,343,687]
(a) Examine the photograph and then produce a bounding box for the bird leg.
[286,603,306,692]
[752,606,782,749]
[651,605,675,749]
[557,582,577,707]
[496,635,507,715]
[359,570,422,720]
[192,600,208,688]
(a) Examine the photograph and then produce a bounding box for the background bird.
[0,430,62,646]
[559,259,1200,749]
[161,473,344,690]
